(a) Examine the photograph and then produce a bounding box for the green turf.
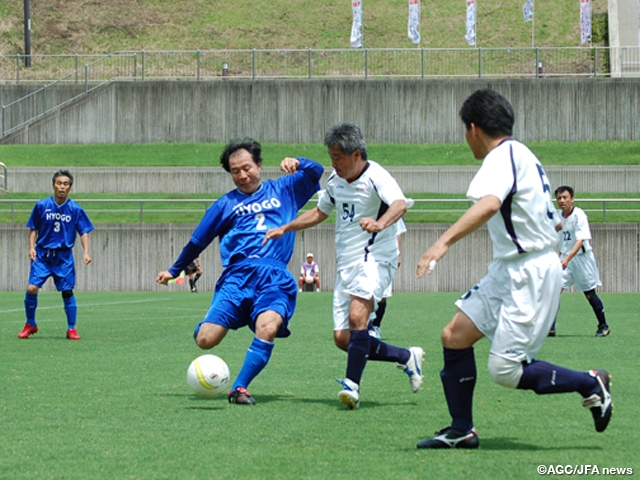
[1,291,637,479]
[1,140,639,167]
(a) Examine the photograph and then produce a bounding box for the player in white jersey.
[549,186,609,337]
[264,123,424,410]
[415,89,612,449]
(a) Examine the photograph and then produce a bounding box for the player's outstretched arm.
[263,207,329,245]
[156,271,174,285]
[417,195,500,278]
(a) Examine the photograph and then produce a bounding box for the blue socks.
[232,337,274,391]
[517,359,597,397]
[346,329,370,385]
[63,294,77,329]
[24,292,38,327]
[441,347,476,433]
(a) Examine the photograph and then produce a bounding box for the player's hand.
[84,253,92,265]
[360,217,382,233]
[280,157,300,174]
[417,243,448,278]
[29,248,36,262]
[156,271,174,285]
[262,227,286,246]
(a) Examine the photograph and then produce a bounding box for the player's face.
[555,191,575,215]
[229,149,262,194]
[306,257,313,264]
[52,175,72,204]
[327,145,366,182]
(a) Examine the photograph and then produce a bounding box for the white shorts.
[561,251,602,292]
[455,248,562,364]
[332,260,396,331]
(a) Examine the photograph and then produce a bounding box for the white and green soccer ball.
[186,354,230,398]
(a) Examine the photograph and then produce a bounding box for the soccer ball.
[305,275,314,284]
[186,354,230,398]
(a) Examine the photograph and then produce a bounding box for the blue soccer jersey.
[169,158,323,275]
[27,197,94,249]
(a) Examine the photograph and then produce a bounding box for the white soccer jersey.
[317,160,407,269]
[466,139,558,260]
[557,206,593,256]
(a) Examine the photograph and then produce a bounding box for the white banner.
[351,0,363,48]
[408,0,420,44]
[465,0,476,46]
[522,0,534,22]
[580,0,591,44]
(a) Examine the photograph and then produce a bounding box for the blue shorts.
[28,247,76,291]
[195,259,297,338]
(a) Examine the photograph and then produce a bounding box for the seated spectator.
[299,253,320,292]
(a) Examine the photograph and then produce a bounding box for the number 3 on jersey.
[342,203,355,222]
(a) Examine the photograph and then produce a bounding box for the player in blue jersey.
[157,138,323,405]
[18,170,94,340]
[263,123,424,410]
[415,89,612,449]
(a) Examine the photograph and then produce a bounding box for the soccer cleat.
[595,325,610,337]
[336,378,360,410]
[397,346,424,393]
[228,387,256,405]
[582,369,612,432]
[18,324,38,339]
[417,427,479,449]
[368,326,382,340]
[66,328,81,340]
[547,329,556,337]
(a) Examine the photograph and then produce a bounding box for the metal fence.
[2,198,639,224]
[2,47,640,86]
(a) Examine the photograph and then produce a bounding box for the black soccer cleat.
[417,427,479,449]
[582,369,612,432]
[228,387,256,405]
[595,325,610,337]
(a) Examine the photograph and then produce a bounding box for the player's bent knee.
[487,354,523,389]
[61,290,74,299]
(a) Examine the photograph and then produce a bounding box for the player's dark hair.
[459,89,514,138]
[555,185,575,197]
[52,169,74,186]
[220,138,263,172]
[323,122,368,160]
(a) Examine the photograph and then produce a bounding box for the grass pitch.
[1,291,638,479]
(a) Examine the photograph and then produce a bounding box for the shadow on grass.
[473,438,605,451]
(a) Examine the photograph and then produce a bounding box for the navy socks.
[517,359,597,397]
[441,347,476,433]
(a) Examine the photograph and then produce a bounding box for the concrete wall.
[2,79,640,145]
[1,223,637,293]
[5,165,640,195]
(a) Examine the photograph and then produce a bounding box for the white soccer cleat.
[336,378,360,410]
[398,346,425,393]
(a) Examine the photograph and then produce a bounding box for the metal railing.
[1,53,135,137]
[1,198,639,224]
[2,47,640,85]
[0,162,6,192]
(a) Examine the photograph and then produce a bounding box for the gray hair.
[323,122,368,160]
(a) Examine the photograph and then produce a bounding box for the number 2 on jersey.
[342,203,355,222]
[254,213,267,231]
